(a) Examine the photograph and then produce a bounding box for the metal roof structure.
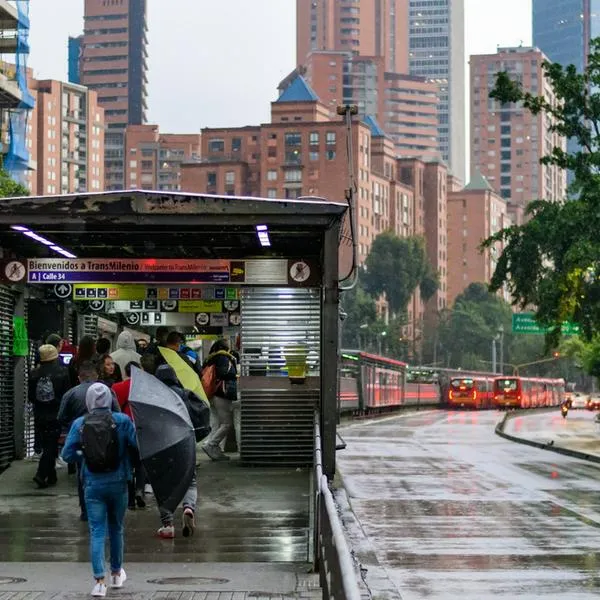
[275,75,320,103]
[0,190,347,260]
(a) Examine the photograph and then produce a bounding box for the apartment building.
[25,78,104,195]
[79,0,148,190]
[124,124,201,191]
[470,47,567,214]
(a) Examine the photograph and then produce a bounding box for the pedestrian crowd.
[28,328,239,597]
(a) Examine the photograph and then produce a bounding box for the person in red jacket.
[111,361,145,509]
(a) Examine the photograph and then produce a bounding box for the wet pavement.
[504,409,600,457]
[337,410,600,599]
[0,453,316,598]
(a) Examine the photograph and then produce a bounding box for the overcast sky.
[28,0,532,134]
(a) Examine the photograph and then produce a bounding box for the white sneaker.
[157,525,175,539]
[111,568,126,588]
[91,581,107,597]
[144,484,153,495]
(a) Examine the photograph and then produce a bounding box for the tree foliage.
[0,167,29,198]
[482,38,600,346]
[363,232,438,314]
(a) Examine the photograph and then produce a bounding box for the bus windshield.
[450,378,474,390]
[496,378,518,392]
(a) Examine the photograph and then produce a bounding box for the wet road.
[338,410,600,599]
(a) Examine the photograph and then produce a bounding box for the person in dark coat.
[69,335,96,387]
[200,339,238,462]
[153,364,198,539]
[29,344,71,488]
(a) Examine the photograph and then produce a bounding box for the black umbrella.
[129,366,196,513]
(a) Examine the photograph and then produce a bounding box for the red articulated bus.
[447,376,495,409]
[492,376,565,409]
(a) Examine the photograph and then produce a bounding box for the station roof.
[0,190,347,260]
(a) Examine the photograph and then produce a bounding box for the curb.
[495,409,600,464]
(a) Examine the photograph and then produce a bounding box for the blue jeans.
[84,480,128,579]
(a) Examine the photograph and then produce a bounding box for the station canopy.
[0,190,348,260]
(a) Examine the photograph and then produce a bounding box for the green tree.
[439,283,512,370]
[363,232,438,315]
[482,38,600,347]
[340,279,378,348]
[0,167,29,197]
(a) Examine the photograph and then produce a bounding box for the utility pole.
[492,337,497,373]
[498,325,504,376]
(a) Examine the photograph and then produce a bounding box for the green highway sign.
[512,313,580,336]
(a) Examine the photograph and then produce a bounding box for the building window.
[207,172,217,186]
[130,160,137,168]
[326,132,336,145]
[310,152,319,161]
[285,132,301,146]
[284,169,302,182]
[225,171,235,185]
[309,132,319,145]
[208,138,225,152]
[231,138,242,152]
[268,146,277,158]
[326,150,336,160]
[267,188,277,198]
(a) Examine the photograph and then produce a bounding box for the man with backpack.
[58,360,121,520]
[61,382,137,598]
[154,363,210,539]
[200,339,238,461]
[28,344,71,488]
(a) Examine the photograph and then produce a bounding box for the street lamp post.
[492,337,497,373]
[498,325,504,376]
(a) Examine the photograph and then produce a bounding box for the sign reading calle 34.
[512,313,580,336]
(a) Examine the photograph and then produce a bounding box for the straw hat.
[38,344,59,362]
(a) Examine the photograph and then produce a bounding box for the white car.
[570,392,590,409]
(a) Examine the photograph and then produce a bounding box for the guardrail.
[314,415,362,600]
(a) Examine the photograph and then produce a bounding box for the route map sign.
[512,313,580,336]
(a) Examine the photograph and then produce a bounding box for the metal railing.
[314,415,362,600]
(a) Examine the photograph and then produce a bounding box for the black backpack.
[80,412,120,473]
[182,390,212,442]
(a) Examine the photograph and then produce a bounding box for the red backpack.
[201,363,219,399]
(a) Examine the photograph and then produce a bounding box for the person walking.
[97,354,121,387]
[110,331,141,380]
[61,383,137,598]
[69,336,97,387]
[58,360,120,520]
[200,339,238,461]
[29,344,71,488]
[153,363,198,539]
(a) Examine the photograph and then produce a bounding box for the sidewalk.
[0,455,318,599]
[499,408,600,459]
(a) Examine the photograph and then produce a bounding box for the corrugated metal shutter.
[240,287,320,466]
[0,286,15,471]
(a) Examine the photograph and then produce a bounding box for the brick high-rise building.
[408,0,466,180]
[25,78,104,196]
[124,125,201,191]
[79,0,148,191]
[296,0,409,73]
[446,172,512,306]
[181,75,448,346]
[470,47,567,217]
[299,51,440,163]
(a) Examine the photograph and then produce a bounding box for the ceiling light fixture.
[256,224,271,247]
[10,225,77,258]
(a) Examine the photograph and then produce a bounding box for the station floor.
[0,452,319,598]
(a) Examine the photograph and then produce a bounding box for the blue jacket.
[61,409,137,486]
